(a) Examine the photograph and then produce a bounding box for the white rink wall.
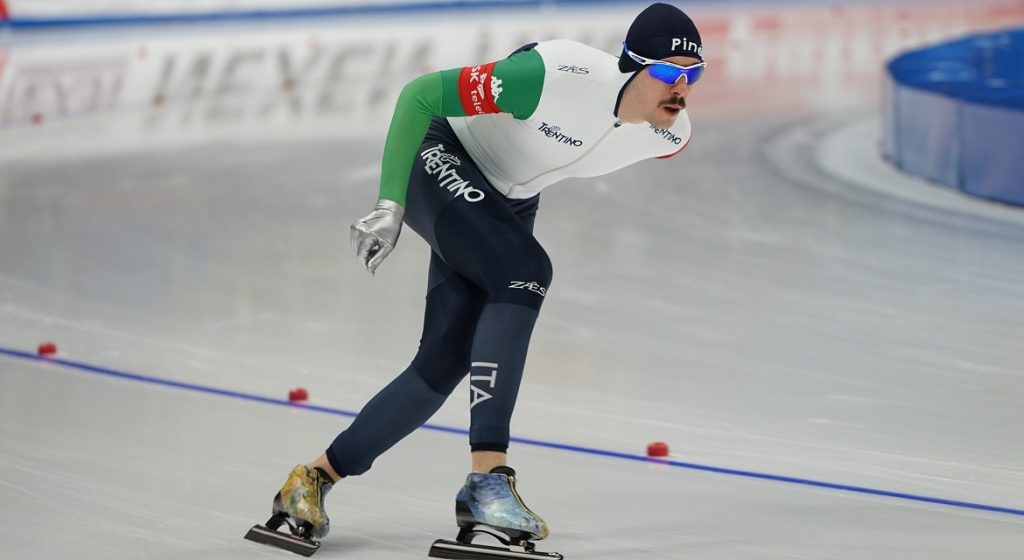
[1,1,1023,164]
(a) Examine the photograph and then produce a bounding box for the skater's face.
[619,54,702,129]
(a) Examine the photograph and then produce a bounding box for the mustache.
[661,95,686,109]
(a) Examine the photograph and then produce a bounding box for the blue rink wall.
[883,29,1024,207]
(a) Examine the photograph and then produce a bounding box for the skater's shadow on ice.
[137,536,380,560]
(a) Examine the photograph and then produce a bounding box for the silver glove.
[350,198,405,274]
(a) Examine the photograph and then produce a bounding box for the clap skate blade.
[429,526,563,560]
[244,513,320,557]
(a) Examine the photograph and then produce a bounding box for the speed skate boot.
[244,464,335,557]
[429,466,562,560]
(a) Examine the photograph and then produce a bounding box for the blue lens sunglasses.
[623,43,707,85]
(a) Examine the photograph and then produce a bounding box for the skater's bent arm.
[377,49,545,206]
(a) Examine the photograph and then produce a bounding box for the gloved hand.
[350,198,405,274]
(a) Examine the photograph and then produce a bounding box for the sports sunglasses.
[623,42,707,85]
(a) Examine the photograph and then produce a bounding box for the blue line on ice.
[2,344,1023,518]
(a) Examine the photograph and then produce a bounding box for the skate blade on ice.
[244,523,320,557]
[429,539,563,560]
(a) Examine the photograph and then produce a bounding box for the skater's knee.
[413,275,483,394]
[486,242,552,309]
[516,243,553,288]
[412,348,468,395]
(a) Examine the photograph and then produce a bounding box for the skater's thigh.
[403,118,493,252]
[431,202,547,293]
[404,121,541,282]
[404,120,549,309]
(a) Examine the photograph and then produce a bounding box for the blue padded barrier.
[883,29,1024,207]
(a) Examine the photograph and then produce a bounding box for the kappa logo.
[538,122,584,147]
[509,281,547,297]
[490,76,503,102]
[557,64,590,75]
[650,125,684,145]
[469,361,499,409]
[420,145,485,202]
